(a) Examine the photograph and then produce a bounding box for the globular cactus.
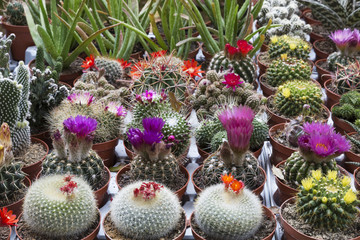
[110,181,182,240]
[332,91,360,123]
[0,33,14,77]
[195,175,263,240]
[195,117,224,151]
[334,61,360,94]
[94,56,127,87]
[23,175,97,238]
[297,170,359,230]
[268,35,311,60]
[5,1,27,26]
[274,80,323,118]
[283,115,312,148]
[266,56,311,87]
[208,40,256,84]
[266,16,312,41]
[345,121,360,153]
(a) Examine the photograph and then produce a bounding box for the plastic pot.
[324,79,340,109]
[92,138,119,168]
[313,39,332,61]
[301,9,321,25]
[315,59,332,87]
[269,123,296,166]
[331,103,355,134]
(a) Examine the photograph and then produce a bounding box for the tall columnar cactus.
[110,181,182,239]
[23,175,97,238]
[4,1,27,26]
[332,91,360,124]
[195,175,263,240]
[200,106,264,190]
[0,33,15,77]
[334,61,360,94]
[297,170,359,230]
[268,35,311,60]
[209,40,256,84]
[284,122,351,186]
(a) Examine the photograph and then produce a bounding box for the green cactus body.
[336,63,360,94]
[332,91,360,123]
[0,33,14,77]
[332,103,355,121]
[268,35,311,60]
[42,150,105,189]
[284,151,338,186]
[196,119,224,151]
[0,163,26,203]
[266,57,311,87]
[274,80,323,117]
[327,52,360,72]
[5,1,27,26]
[210,131,227,152]
[110,181,182,240]
[23,175,97,238]
[195,184,263,240]
[250,118,269,150]
[95,57,125,86]
[132,101,172,123]
[208,52,256,83]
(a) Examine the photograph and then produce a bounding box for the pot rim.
[22,137,49,169]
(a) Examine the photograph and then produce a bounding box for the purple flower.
[298,134,310,152]
[63,115,97,138]
[329,29,353,52]
[222,73,243,91]
[142,117,165,133]
[67,92,94,106]
[105,102,127,117]
[127,128,144,149]
[303,122,334,136]
[332,132,351,153]
[142,90,156,103]
[143,130,163,145]
[351,29,360,52]
[309,134,336,157]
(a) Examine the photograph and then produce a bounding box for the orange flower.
[118,59,132,69]
[182,59,204,78]
[0,208,18,227]
[221,173,234,188]
[151,50,167,58]
[230,179,244,194]
[81,55,95,70]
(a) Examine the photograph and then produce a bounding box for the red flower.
[151,50,167,58]
[60,180,78,195]
[81,55,95,70]
[118,59,132,69]
[63,175,74,182]
[237,40,253,57]
[182,59,204,78]
[222,73,243,91]
[221,173,234,188]
[0,208,18,227]
[133,182,163,200]
[225,43,239,57]
[131,61,149,80]
[230,179,245,194]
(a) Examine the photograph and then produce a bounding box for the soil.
[131,43,144,57]
[0,227,10,240]
[282,201,360,240]
[258,52,270,67]
[94,169,110,191]
[191,211,276,240]
[271,127,297,150]
[103,211,186,240]
[16,212,100,240]
[14,143,47,167]
[314,40,336,55]
[312,24,330,39]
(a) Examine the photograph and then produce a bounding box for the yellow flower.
[311,170,322,181]
[327,171,337,181]
[332,197,337,203]
[322,197,328,203]
[343,190,357,204]
[303,44,309,50]
[271,36,278,44]
[278,85,284,91]
[289,43,297,50]
[282,88,291,98]
[280,54,288,61]
[301,178,313,191]
[342,176,351,187]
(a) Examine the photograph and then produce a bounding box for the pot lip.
[22,137,49,169]
[269,123,297,152]
[92,137,119,147]
[189,205,277,240]
[354,167,360,187]
[15,208,101,240]
[0,176,31,210]
[1,21,29,29]
[256,51,268,66]
[315,59,332,73]
[196,144,264,159]
[313,39,334,55]
[345,132,359,157]
[324,79,340,97]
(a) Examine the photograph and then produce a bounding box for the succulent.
[195,175,263,240]
[345,121,360,153]
[332,91,360,123]
[283,115,313,148]
[4,1,27,26]
[274,80,323,118]
[284,122,351,186]
[266,56,311,87]
[195,118,224,151]
[334,61,360,94]
[23,175,97,238]
[268,35,311,60]
[110,181,182,240]
[296,170,359,230]
[0,33,14,77]
[208,40,256,84]
[199,106,264,191]
[42,115,107,189]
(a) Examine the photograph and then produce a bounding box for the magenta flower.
[63,115,97,138]
[332,132,352,153]
[329,29,354,53]
[67,92,94,106]
[142,90,156,103]
[308,134,336,157]
[303,122,334,136]
[105,102,127,117]
[222,73,243,91]
[142,117,165,133]
[127,128,144,149]
[351,29,360,52]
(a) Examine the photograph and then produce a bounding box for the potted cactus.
[16,175,100,239]
[190,174,276,240]
[41,115,111,207]
[0,207,18,240]
[118,117,190,198]
[104,181,186,240]
[280,170,360,240]
[343,122,360,173]
[192,106,266,195]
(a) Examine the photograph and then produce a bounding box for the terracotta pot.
[116,164,190,199]
[269,123,296,166]
[259,74,274,97]
[315,59,332,87]
[15,209,101,240]
[1,22,34,61]
[354,167,360,191]
[310,24,326,44]
[30,130,52,149]
[257,52,268,76]
[260,43,269,52]
[1,177,31,216]
[324,79,340,109]
[313,39,331,61]
[92,138,118,168]
[21,137,49,181]
[192,164,267,195]
[331,103,355,134]
[301,9,321,25]
[344,132,360,173]
[190,206,276,240]
[6,226,11,240]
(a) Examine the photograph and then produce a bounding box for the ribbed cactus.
[335,61,360,94]
[296,170,359,230]
[94,57,126,87]
[23,175,97,238]
[332,91,360,123]
[5,1,27,26]
[195,118,224,151]
[0,33,14,77]
[110,181,182,239]
[195,176,263,240]
[283,115,312,148]
[268,35,311,60]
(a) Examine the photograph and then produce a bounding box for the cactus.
[94,56,127,87]
[110,181,182,240]
[268,35,311,60]
[210,131,227,152]
[332,91,360,123]
[334,61,360,94]
[208,40,256,84]
[283,115,313,148]
[195,175,263,240]
[23,175,97,238]
[274,80,323,118]
[296,170,359,230]
[4,1,27,26]
[0,33,15,77]
[345,121,360,153]
[266,56,312,87]
[195,118,224,151]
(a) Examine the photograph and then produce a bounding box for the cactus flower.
[329,29,357,54]
[67,92,94,106]
[133,182,163,200]
[237,40,254,57]
[222,73,243,91]
[0,208,18,227]
[151,50,167,58]
[81,55,95,70]
[221,173,234,188]
[301,178,313,191]
[142,90,156,102]
[343,189,357,204]
[105,102,127,117]
[128,117,165,149]
[63,115,97,138]
[229,179,244,194]
[117,59,131,68]
[182,59,204,78]
[225,40,253,59]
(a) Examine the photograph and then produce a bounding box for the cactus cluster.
[4,1,27,26]
[332,91,360,125]
[334,61,360,94]
[23,175,97,238]
[0,33,14,77]
[296,170,359,230]
[110,181,182,240]
[209,40,256,84]
[268,35,311,60]
[195,175,263,240]
[273,80,323,118]
[345,122,360,153]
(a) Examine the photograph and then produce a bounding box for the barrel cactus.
[332,91,360,124]
[268,35,311,60]
[334,61,360,94]
[208,40,256,84]
[297,170,359,230]
[23,175,97,238]
[4,1,27,26]
[284,122,351,186]
[195,175,263,240]
[110,181,182,239]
